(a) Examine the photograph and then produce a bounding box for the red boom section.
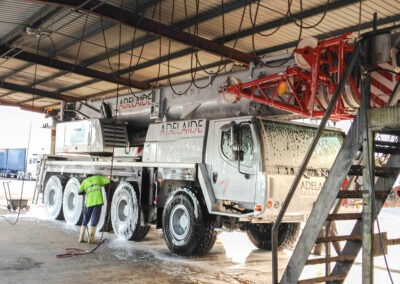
[221,33,396,120]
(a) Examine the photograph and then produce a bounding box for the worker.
[78,175,110,244]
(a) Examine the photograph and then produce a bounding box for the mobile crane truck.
[35,35,356,256]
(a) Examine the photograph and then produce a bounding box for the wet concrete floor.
[0,179,293,283]
[2,179,400,283]
[0,205,290,284]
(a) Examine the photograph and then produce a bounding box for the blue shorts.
[82,205,102,227]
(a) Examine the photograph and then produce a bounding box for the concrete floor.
[0,214,281,283]
[0,180,289,284]
[1,179,399,283]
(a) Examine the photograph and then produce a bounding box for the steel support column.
[360,58,374,284]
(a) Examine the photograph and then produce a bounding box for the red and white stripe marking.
[370,62,395,107]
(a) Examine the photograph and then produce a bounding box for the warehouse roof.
[0,0,399,114]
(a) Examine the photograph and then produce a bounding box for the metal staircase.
[279,107,399,283]
[272,26,400,283]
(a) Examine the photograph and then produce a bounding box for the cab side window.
[221,124,254,167]
[221,129,234,161]
[241,125,254,167]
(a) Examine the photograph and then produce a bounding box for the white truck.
[36,62,343,256]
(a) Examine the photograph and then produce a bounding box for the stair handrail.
[272,43,361,284]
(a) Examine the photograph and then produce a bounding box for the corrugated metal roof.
[0,0,45,39]
[0,0,398,112]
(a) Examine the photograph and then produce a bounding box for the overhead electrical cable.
[64,10,90,76]
[153,0,163,88]
[190,0,226,88]
[358,0,363,37]
[100,15,117,74]
[288,0,329,29]
[249,0,290,37]
[167,0,193,95]
[260,0,304,68]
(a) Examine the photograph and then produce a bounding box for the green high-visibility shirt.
[79,175,110,207]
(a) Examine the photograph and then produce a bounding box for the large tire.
[111,181,150,241]
[247,222,300,250]
[162,188,217,256]
[62,177,84,225]
[193,220,217,256]
[44,175,67,220]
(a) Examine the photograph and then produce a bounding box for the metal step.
[326,213,362,221]
[337,190,389,199]
[374,140,400,154]
[368,107,400,132]
[297,274,347,284]
[330,154,400,280]
[348,165,400,177]
[316,234,362,244]
[306,254,357,265]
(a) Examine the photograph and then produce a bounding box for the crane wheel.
[44,175,67,220]
[162,188,217,256]
[247,222,300,250]
[62,177,84,225]
[111,181,150,241]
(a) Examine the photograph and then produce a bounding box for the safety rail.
[271,43,362,284]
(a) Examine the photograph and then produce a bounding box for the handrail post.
[271,43,361,284]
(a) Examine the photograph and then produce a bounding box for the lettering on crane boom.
[119,93,152,109]
[160,119,205,136]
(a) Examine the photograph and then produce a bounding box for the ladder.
[32,157,48,204]
[279,106,399,283]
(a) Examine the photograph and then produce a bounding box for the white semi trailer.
[36,62,343,256]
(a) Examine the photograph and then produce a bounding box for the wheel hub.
[49,189,55,206]
[179,214,188,229]
[67,192,75,210]
[170,204,190,241]
[118,199,128,222]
